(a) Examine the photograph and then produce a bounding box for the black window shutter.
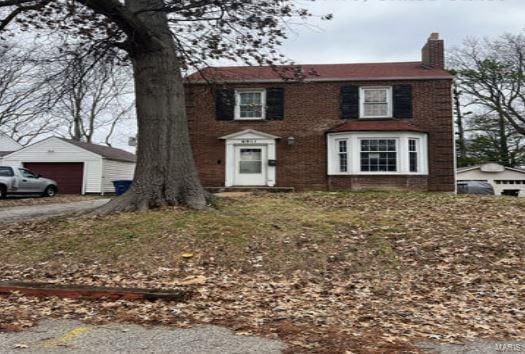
[393,84,413,118]
[266,88,284,120]
[340,85,359,119]
[215,88,235,121]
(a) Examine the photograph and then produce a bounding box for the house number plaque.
[241,139,258,144]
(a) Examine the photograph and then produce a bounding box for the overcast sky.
[279,0,525,64]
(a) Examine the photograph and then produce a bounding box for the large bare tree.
[450,33,525,136]
[0,42,58,144]
[48,48,134,145]
[0,0,323,213]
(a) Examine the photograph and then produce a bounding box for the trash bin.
[112,180,133,196]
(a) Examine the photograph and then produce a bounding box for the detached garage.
[3,137,136,194]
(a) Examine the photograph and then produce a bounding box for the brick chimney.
[421,32,444,69]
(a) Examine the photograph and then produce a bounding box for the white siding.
[101,159,136,194]
[457,167,525,197]
[3,137,103,194]
[0,134,23,152]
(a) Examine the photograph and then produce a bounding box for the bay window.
[328,132,427,175]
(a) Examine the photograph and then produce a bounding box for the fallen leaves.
[0,192,524,353]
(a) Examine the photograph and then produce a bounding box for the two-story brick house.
[185,33,455,192]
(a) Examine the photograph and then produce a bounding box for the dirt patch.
[0,195,102,209]
[0,192,523,353]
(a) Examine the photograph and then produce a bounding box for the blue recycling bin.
[112,180,133,196]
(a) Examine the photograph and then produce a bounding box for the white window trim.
[327,132,428,176]
[359,86,393,119]
[234,89,266,120]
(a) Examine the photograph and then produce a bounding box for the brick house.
[185,33,455,192]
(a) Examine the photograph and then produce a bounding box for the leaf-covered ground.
[0,195,100,209]
[0,192,523,353]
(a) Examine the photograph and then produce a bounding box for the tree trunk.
[453,82,467,162]
[95,0,212,214]
[498,113,510,166]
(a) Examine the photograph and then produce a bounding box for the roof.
[219,129,280,140]
[327,120,426,133]
[60,138,136,163]
[0,151,15,157]
[186,62,453,83]
[457,164,525,174]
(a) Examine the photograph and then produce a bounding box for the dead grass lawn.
[0,191,523,353]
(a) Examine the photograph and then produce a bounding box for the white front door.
[234,145,267,186]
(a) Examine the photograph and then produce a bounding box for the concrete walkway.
[0,199,110,224]
[0,320,283,353]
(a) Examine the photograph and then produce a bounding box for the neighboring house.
[0,133,23,164]
[2,137,136,194]
[457,163,525,197]
[185,33,455,192]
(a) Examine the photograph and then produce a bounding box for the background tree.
[451,33,525,136]
[451,31,525,167]
[48,48,135,144]
[0,0,326,213]
[464,112,525,167]
[0,41,58,144]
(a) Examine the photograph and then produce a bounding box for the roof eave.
[185,75,454,85]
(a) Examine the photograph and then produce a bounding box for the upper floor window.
[235,89,266,120]
[360,87,392,119]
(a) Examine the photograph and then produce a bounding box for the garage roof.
[60,139,136,163]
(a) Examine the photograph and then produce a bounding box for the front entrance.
[234,146,267,186]
[220,129,278,187]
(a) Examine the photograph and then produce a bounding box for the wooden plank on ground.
[0,281,190,301]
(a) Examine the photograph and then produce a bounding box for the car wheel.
[0,186,6,199]
[43,186,57,197]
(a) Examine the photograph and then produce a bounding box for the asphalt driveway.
[0,199,110,224]
[0,320,283,353]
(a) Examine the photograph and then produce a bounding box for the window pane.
[363,103,388,117]
[364,89,387,103]
[240,161,262,174]
[338,140,347,153]
[240,149,261,161]
[409,139,418,172]
[240,92,261,105]
[360,139,397,172]
[239,149,262,174]
[240,105,262,118]
[19,169,36,178]
[0,167,13,177]
[238,91,263,119]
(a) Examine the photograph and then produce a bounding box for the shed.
[2,137,136,194]
[457,163,525,197]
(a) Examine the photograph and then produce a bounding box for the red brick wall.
[328,175,428,192]
[185,79,454,192]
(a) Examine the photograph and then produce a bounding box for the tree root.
[90,187,216,216]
